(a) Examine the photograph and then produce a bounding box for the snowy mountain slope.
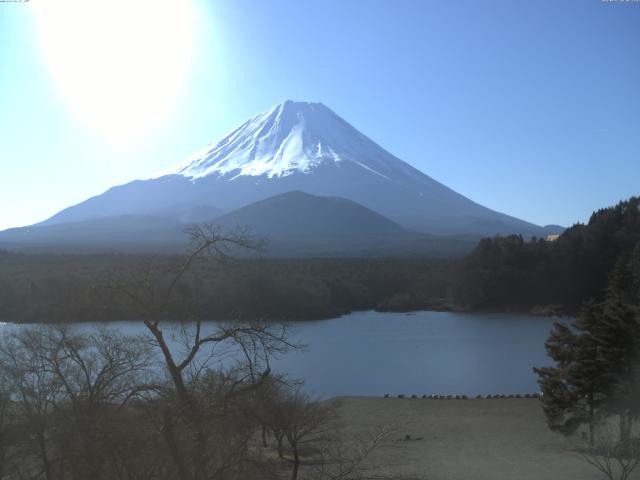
[37,100,556,237]
[164,100,420,181]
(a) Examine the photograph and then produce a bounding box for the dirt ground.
[331,396,638,480]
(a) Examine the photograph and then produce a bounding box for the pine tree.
[535,308,611,445]
[535,243,640,445]
[591,255,640,444]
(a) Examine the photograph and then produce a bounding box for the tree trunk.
[291,445,300,480]
[193,427,210,480]
[144,321,192,405]
[588,393,595,446]
[619,411,632,444]
[162,411,193,480]
[37,430,54,480]
[277,434,285,459]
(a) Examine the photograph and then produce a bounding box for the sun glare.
[32,0,195,143]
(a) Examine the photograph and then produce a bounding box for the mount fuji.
[1,100,561,253]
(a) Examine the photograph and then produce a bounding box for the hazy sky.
[1,0,638,230]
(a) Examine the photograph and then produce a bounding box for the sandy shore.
[332,396,634,480]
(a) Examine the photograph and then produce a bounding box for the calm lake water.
[1,310,563,398]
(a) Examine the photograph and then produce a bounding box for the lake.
[0,310,563,398]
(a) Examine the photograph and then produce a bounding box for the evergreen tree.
[592,254,640,443]
[535,245,640,445]
[534,308,610,445]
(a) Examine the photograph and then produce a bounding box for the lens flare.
[32,0,195,143]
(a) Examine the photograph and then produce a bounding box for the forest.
[0,252,455,323]
[453,197,640,313]
[0,197,638,323]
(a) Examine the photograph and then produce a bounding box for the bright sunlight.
[32,0,196,144]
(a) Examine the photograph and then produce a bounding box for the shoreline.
[0,306,571,326]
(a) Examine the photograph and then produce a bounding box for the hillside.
[0,191,476,257]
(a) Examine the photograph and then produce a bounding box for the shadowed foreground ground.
[333,396,637,480]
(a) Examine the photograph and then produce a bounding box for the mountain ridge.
[15,100,561,242]
[0,191,478,257]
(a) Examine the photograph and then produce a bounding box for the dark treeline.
[0,253,454,323]
[453,197,640,314]
[1,197,638,323]
[531,212,640,478]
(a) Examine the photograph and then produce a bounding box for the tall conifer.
[535,242,640,445]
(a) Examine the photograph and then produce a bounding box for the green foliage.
[534,306,611,442]
[534,242,640,444]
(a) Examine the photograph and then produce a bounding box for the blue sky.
[0,0,638,230]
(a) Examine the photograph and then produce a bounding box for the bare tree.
[281,391,337,480]
[314,425,393,480]
[0,326,157,480]
[0,385,17,480]
[256,382,394,480]
[0,224,399,480]
[579,423,640,480]
[0,327,64,480]
[103,224,299,480]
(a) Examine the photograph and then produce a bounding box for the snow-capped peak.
[164,100,406,181]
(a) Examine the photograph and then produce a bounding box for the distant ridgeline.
[452,197,640,314]
[0,197,637,323]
